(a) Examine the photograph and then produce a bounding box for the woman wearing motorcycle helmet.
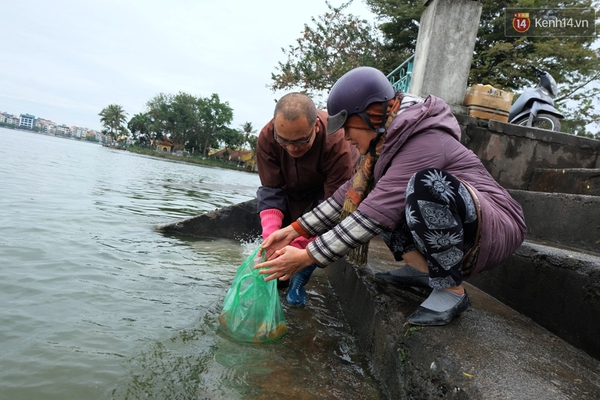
[256,66,526,326]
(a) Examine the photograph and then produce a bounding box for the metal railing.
[386,54,414,93]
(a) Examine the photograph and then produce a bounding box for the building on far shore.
[155,136,173,152]
[55,124,71,136]
[1,112,19,125]
[19,114,35,129]
[36,118,55,132]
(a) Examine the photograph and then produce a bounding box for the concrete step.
[469,239,600,360]
[509,189,600,256]
[529,168,600,196]
[325,237,600,399]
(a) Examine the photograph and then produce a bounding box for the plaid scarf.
[340,95,402,265]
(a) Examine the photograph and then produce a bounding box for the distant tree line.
[98,93,257,157]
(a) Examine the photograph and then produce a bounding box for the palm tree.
[241,121,258,170]
[99,104,128,140]
[241,121,255,150]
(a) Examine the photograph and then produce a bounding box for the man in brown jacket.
[256,92,359,306]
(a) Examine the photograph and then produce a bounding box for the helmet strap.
[358,101,389,157]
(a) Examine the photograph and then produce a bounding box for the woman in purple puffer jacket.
[256,66,527,326]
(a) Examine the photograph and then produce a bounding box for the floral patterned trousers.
[381,168,479,289]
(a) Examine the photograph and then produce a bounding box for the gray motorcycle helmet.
[326,66,395,135]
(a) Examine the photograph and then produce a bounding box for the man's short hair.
[273,93,318,126]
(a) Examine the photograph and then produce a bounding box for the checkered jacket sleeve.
[298,202,385,266]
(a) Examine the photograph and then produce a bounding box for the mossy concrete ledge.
[324,238,600,399]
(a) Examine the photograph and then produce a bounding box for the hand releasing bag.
[218,247,287,343]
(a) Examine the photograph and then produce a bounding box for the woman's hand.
[254,246,313,282]
[259,225,299,258]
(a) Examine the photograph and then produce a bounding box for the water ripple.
[0,129,383,400]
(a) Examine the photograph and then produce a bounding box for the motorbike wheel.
[514,113,561,132]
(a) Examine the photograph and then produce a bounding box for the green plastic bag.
[218,247,287,343]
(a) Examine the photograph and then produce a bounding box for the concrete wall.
[456,113,600,190]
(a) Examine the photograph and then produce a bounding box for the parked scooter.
[509,65,563,132]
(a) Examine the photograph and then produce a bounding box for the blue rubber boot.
[286,264,317,306]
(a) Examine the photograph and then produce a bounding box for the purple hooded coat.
[332,95,527,277]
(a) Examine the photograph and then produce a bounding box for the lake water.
[0,127,383,399]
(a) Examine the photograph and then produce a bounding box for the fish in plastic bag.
[218,247,287,343]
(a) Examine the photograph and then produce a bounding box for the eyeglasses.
[274,127,315,147]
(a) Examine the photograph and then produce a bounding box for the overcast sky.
[0,0,374,133]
